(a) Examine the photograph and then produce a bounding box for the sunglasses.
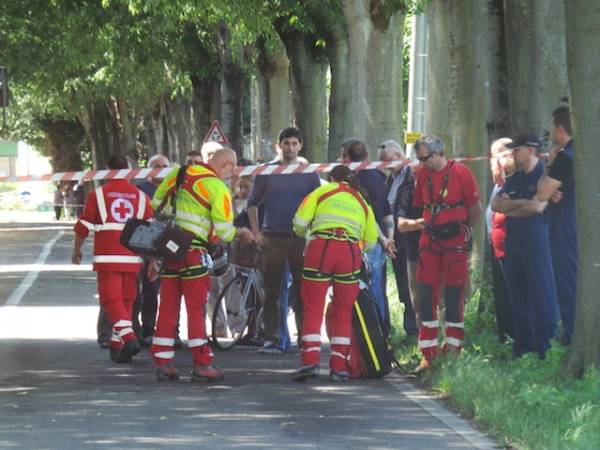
[417,153,434,163]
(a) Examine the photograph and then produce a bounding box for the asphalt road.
[0,221,498,450]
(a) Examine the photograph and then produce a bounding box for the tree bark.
[217,22,244,155]
[503,0,570,136]
[424,0,510,274]
[255,41,293,161]
[341,0,406,154]
[276,23,328,163]
[37,118,86,172]
[191,75,221,157]
[561,0,600,378]
[79,100,121,169]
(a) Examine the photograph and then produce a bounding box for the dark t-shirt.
[357,169,392,232]
[247,165,321,233]
[499,159,546,227]
[548,152,572,183]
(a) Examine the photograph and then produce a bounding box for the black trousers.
[491,251,514,342]
[391,235,418,336]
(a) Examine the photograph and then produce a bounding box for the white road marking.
[0,264,92,273]
[5,231,65,306]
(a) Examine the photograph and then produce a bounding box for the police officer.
[149,148,239,382]
[492,132,559,358]
[72,154,153,363]
[292,165,378,382]
[537,106,577,345]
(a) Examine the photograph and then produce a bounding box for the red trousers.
[151,249,212,366]
[416,235,468,360]
[97,271,138,350]
[300,237,361,373]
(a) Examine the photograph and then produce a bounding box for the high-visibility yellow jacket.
[293,181,378,250]
[152,164,235,244]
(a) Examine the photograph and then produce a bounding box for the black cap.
[506,132,542,149]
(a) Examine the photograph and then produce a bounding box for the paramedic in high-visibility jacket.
[292,165,379,382]
[72,154,153,363]
[148,148,239,382]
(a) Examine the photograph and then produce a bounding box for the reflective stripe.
[445,321,464,329]
[113,320,132,327]
[445,337,462,347]
[137,193,146,219]
[177,210,211,227]
[188,338,208,348]
[95,187,108,224]
[110,336,120,343]
[152,337,175,346]
[93,255,143,264]
[301,347,321,352]
[331,351,346,360]
[178,221,208,239]
[421,320,440,328]
[315,213,362,229]
[302,334,321,342]
[95,223,125,231]
[331,336,351,346]
[418,339,439,349]
[293,217,310,227]
[154,351,175,359]
[79,219,95,231]
[213,222,233,230]
[118,327,134,338]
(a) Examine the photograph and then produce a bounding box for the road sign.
[404,131,422,144]
[203,120,229,144]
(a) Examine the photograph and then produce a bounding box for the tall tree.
[503,0,570,137]
[561,0,600,378]
[424,0,509,273]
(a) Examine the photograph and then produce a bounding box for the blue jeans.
[366,243,387,326]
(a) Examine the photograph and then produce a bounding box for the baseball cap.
[506,132,542,149]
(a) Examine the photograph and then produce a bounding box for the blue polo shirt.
[247,166,321,233]
[499,160,547,228]
[357,169,391,232]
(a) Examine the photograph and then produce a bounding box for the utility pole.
[406,14,427,157]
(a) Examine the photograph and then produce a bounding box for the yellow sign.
[404,131,422,144]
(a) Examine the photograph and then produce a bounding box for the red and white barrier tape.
[0,155,491,183]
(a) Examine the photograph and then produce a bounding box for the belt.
[263,231,297,238]
[314,228,359,243]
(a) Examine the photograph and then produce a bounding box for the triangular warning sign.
[203,120,229,144]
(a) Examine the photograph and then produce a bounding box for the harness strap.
[316,183,368,217]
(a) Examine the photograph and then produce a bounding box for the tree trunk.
[341,0,405,154]
[217,22,244,155]
[424,0,510,274]
[191,75,221,156]
[37,118,86,171]
[503,0,570,136]
[277,26,328,163]
[79,100,121,169]
[115,97,138,161]
[255,41,293,161]
[561,0,600,378]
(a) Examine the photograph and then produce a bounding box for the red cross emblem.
[110,199,134,222]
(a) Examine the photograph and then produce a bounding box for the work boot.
[156,365,179,382]
[293,365,320,382]
[114,339,141,363]
[329,371,349,382]
[190,364,224,382]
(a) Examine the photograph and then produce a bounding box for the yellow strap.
[353,302,381,371]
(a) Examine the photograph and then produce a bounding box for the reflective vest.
[152,163,235,244]
[293,182,378,250]
[74,179,152,272]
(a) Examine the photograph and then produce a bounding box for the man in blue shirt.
[492,132,559,358]
[537,106,577,345]
[248,127,321,354]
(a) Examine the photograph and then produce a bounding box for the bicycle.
[211,245,264,351]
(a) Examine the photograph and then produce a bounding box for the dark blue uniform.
[547,140,577,344]
[500,160,559,358]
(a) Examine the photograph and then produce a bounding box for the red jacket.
[74,179,153,272]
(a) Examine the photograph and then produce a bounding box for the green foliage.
[387,270,600,449]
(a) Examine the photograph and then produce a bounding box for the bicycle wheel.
[211,273,258,350]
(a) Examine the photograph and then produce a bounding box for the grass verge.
[386,265,600,450]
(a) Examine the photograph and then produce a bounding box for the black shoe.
[98,341,111,350]
[114,339,141,363]
[109,347,118,361]
[329,371,349,382]
[293,365,320,382]
[140,336,153,348]
[156,365,179,382]
[174,336,184,349]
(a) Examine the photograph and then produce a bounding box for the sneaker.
[293,365,320,382]
[114,339,141,363]
[258,341,283,355]
[329,371,349,382]
[190,365,224,382]
[156,365,179,382]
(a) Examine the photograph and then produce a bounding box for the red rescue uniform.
[413,160,480,360]
[74,180,152,351]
